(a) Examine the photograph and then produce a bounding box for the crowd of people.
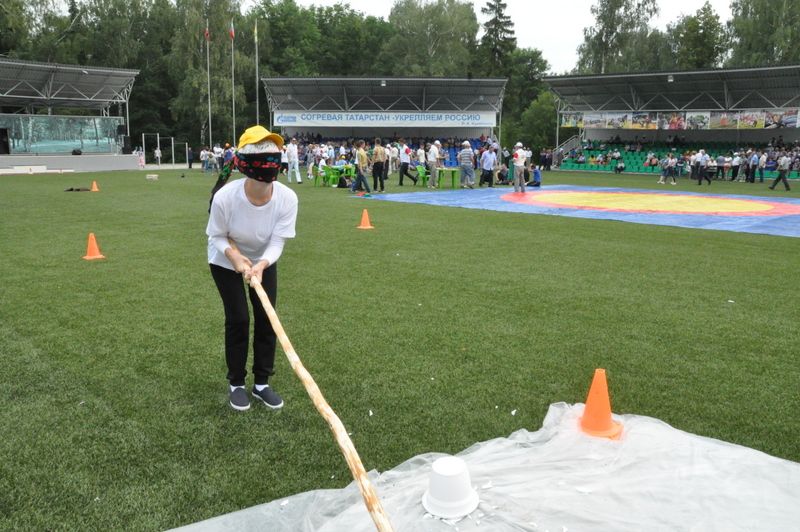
[563,139,797,191]
[190,135,552,194]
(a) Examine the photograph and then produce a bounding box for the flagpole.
[206,19,213,149]
[231,19,236,143]
[255,19,259,125]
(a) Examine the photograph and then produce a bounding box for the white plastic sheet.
[173,403,800,531]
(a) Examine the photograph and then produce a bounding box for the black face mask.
[235,152,282,182]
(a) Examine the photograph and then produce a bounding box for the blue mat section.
[369,185,800,238]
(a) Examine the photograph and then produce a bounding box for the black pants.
[771,170,791,190]
[746,165,756,183]
[373,161,385,191]
[479,169,493,187]
[398,162,416,185]
[697,166,711,184]
[210,263,278,387]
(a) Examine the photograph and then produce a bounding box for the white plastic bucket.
[421,456,479,519]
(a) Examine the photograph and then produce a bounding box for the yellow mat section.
[532,192,774,213]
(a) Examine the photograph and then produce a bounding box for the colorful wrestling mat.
[370,185,800,238]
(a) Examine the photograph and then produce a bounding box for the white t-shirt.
[207,179,298,270]
[399,144,411,164]
[416,148,425,165]
[280,149,288,163]
[286,143,298,162]
[427,145,439,163]
[513,148,526,167]
[391,146,399,160]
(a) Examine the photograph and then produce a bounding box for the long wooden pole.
[246,275,394,531]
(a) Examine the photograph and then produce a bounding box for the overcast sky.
[276,0,733,74]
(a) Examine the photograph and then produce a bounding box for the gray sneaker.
[229,386,250,411]
[252,385,284,409]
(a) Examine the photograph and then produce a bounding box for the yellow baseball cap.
[237,125,284,150]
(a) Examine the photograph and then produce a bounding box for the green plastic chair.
[327,166,341,186]
[416,165,429,187]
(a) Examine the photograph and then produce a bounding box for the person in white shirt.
[770,153,792,191]
[758,151,767,183]
[512,142,527,193]
[285,138,302,183]
[199,147,209,172]
[427,141,441,188]
[696,149,711,185]
[212,144,224,171]
[397,138,417,185]
[416,144,426,170]
[390,144,399,173]
[732,152,742,181]
[154,147,162,166]
[206,125,298,411]
[479,145,497,187]
[280,146,288,175]
[305,143,316,180]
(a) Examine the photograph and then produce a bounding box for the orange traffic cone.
[82,232,106,260]
[357,209,374,230]
[90,180,100,192]
[579,368,623,439]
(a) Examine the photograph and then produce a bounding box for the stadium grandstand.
[262,77,505,159]
[0,58,139,174]
[544,65,800,179]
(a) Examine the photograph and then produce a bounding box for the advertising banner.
[686,112,710,130]
[628,112,658,130]
[0,114,123,154]
[658,112,686,130]
[764,109,798,129]
[273,111,496,128]
[709,111,738,129]
[605,113,628,129]
[560,113,582,127]
[738,111,765,129]
[583,113,605,129]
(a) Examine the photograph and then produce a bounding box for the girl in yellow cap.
[206,126,298,411]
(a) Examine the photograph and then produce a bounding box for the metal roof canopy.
[0,58,138,111]
[262,77,506,113]
[544,65,800,113]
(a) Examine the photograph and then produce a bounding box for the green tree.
[0,0,31,57]
[25,1,89,64]
[169,0,246,146]
[476,0,516,77]
[518,91,557,158]
[576,0,659,73]
[252,0,320,77]
[83,0,147,68]
[728,0,800,67]
[502,47,549,121]
[380,0,478,77]
[620,29,675,72]
[312,6,395,76]
[669,2,726,69]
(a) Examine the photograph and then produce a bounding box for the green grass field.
[1,168,798,530]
